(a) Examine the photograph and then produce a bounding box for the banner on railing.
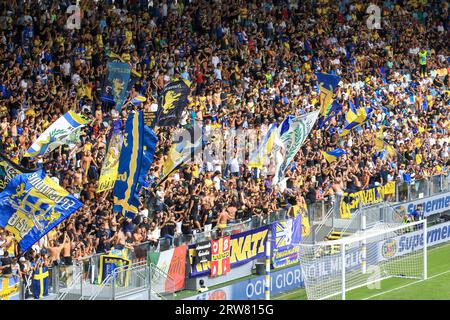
[0,276,20,300]
[271,217,302,269]
[188,226,269,278]
[147,245,187,292]
[192,241,211,265]
[210,236,231,277]
[98,253,131,287]
[340,181,396,218]
[393,193,450,218]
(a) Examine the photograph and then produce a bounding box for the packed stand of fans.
[0,0,449,279]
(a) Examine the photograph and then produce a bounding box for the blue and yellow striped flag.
[113,111,158,219]
[321,148,348,163]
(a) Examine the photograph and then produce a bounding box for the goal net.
[297,220,427,300]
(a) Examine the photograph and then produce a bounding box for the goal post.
[297,220,428,300]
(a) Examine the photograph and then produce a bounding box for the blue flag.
[113,111,158,218]
[291,214,302,245]
[0,171,82,252]
[315,72,341,116]
[101,62,131,110]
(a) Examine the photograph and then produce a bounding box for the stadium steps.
[324,230,352,241]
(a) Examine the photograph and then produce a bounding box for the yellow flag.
[415,153,422,165]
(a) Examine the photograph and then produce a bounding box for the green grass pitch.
[273,243,450,300]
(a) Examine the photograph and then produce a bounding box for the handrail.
[149,262,176,297]
[56,268,83,300]
[88,271,116,300]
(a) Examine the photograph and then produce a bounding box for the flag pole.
[265,233,271,300]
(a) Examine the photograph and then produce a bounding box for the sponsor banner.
[186,264,304,300]
[188,226,269,277]
[379,221,450,261]
[210,236,231,277]
[271,217,302,269]
[301,221,450,281]
[393,193,450,218]
[147,245,187,292]
[340,181,396,218]
[0,276,20,300]
[98,254,131,287]
[193,241,211,265]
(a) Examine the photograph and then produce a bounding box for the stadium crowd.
[0,0,449,281]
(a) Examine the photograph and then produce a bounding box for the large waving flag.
[97,120,124,193]
[161,123,203,184]
[0,170,82,252]
[113,111,158,219]
[24,111,89,157]
[155,79,191,127]
[321,148,348,163]
[248,123,278,169]
[341,107,373,136]
[0,155,37,192]
[273,111,320,185]
[101,61,131,110]
[345,100,358,123]
[316,72,341,127]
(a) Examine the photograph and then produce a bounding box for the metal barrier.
[148,263,176,300]
[395,174,450,203]
[87,261,175,300]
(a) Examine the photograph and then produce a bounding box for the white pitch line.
[363,269,450,300]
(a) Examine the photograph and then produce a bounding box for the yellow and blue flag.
[32,266,49,299]
[161,123,203,183]
[249,123,278,169]
[131,95,147,106]
[0,276,20,300]
[321,148,348,163]
[155,79,191,127]
[345,100,358,123]
[24,111,89,157]
[341,107,373,136]
[0,170,82,252]
[113,111,158,218]
[316,72,340,127]
[96,121,124,193]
